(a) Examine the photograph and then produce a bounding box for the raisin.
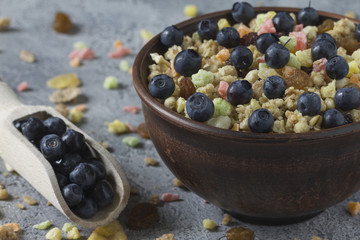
[301,66,313,75]
[282,66,310,89]
[137,123,150,139]
[343,112,353,124]
[236,69,250,78]
[226,227,255,240]
[337,37,360,55]
[179,78,195,100]
[53,12,73,33]
[128,203,159,229]
[318,19,335,34]
[239,32,257,46]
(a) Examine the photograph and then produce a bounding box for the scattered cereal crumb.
[161,193,179,202]
[126,123,137,132]
[67,226,81,239]
[0,189,9,200]
[88,220,127,240]
[345,11,356,19]
[23,195,37,205]
[20,50,36,63]
[128,67,133,75]
[222,214,232,225]
[123,106,141,114]
[49,87,81,103]
[130,187,138,195]
[122,136,139,147]
[150,195,161,205]
[103,76,119,89]
[347,201,360,216]
[69,57,81,68]
[55,103,69,117]
[184,4,198,17]
[3,172,9,176]
[69,48,95,60]
[310,236,327,240]
[2,223,20,232]
[172,178,185,188]
[69,109,83,123]
[203,219,217,230]
[47,73,81,89]
[73,41,87,50]
[108,46,132,58]
[137,123,150,139]
[45,227,62,240]
[113,40,123,48]
[0,225,18,240]
[46,201,52,206]
[73,104,87,112]
[15,203,25,210]
[0,17,11,31]
[33,220,52,230]
[226,227,255,239]
[156,233,175,240]
[17,81,28,92]
[98,141,109,149]
[144,157,159,166]
[140,29,154,42]
[106,120,128,134]
[119,60,131,72]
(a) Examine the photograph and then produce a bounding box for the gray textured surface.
[1,0,360,239]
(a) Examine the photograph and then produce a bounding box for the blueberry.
[56,173,69,189]
[62,183,83,207]
[315,33,337,46]
[325,55,349,80]
[227,80,253,105]
[186,93,214,122]
[21,117,46,141]
[263,76,287,99]
[80,143,96,159]
[356,24,360,42]
[87,159,106,181]
[149,74,175,99]
[160,25,184,47]
[322,109,347,128]
[335,87,360,111]
[40,134,65,162]
[14,120,26,132]
[248,108,274,133]
[231,2,255,24]
[43,117,67,136]
[62,129,85,152]
[297,92,321,116]
[255,33,279,54]
[91,180,114,209]
[230,46,253,69]
[311,39,337,61]
[73,197,98,219]
[272,12,295,34]
[53,153,83,176]
[265,43,290,69]
[216,27,241,48]
[174,49,202,77]
[69,163,96,189]
[197,19,218,40]
[297,7,319,27]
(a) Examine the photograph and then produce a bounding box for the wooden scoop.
[0,82,130,228]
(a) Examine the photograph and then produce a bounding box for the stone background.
[1,0,360,239]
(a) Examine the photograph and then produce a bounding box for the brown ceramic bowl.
[133,7,360,224]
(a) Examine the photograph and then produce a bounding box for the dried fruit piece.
[45,227,62,240]
[49,87,81,103]
[203,219,217,230]
[69,109,83,123]
[73,42,87,50]
[0,189,9,200]
[222,214,232,225]
[123,106,141,114]
[128,203,159,229]
[140,29,154,42]
[161,193,179,202]
[0,17,11,31]
[17,81,28,92]
[113,40,123,48]
[74,104,87,112]
[33,220,52,230]
[103,76,118,89]
[156,233,175,240]
[2,223,20,232]
[122,136,139,147]
[282,66,310,89]
[69,48,95,60]
[67,227,81,239]
[144,157,159,166]
[20,50,36,63]
[216,49,230,62]
[317,19,335,34]
[69,58,81,68]
[184,4,198,17]
[137,123,150,139]
[179,78,196,100]
[88,220,128,240]
[106,120,128,134]
[338,37,360,55]
[0,225,18,240]
[15,203,25,210]
[150,195,161,205]
[108,46,132,58]
[47,73,80,89]
[239,32,258,47]
[347,201,360,216]
[119,60,131,72]
[23,195,37,205]
[226,227,255,240]
[53,12,73,33]
[237,24,253,38]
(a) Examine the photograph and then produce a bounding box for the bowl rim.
[133,6,360,142]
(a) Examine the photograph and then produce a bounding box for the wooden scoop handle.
[0,82,23,114]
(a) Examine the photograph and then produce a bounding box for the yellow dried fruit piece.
[184,4,198,17]
[156,233,175,240]
[45,227,62,240]
[140,29,154,42]
[222,213,232,225]
[88,220,128,240]
[23,195,37,205]
[49,87,81,103]
[203,219,217,230]
[0,225,18,240]
[69,109,83,123]
[67,227,81,239]
[144,157,159,166]
[106,120,128,134]
[347,201,360,216]
[33,220,51,230]
[217,18,230,30]
[62,222,76,233]
[20,50,36,63]
[0,189,9,200]
[47,73,81,89]
[346,61,360,77]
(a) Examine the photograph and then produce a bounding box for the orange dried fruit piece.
[53,12,73,33]
[47,73,80,89]
[282,66,310,89]
[88,219,128,240]
[226,227,255,240]
[349,74,360,89]
[128,202,159,229]
[237,24,253,38]
[216,49,230,62]
[347,201,360,216]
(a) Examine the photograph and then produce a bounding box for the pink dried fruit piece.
[161,193,179,202]
[108,46,132,58]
